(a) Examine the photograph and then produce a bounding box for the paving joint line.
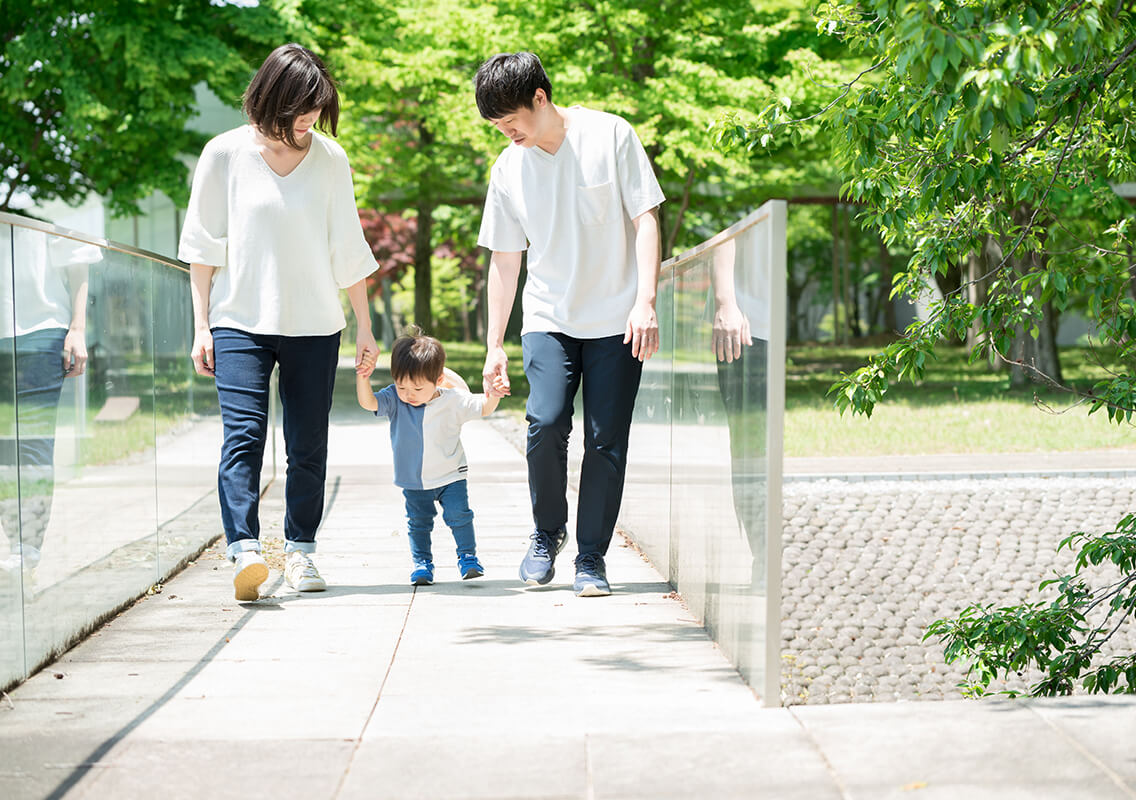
[1025,701,1136,799]
[332,585,417,799]
[786,706,852,800]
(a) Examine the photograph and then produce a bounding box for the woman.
[179,43,378,602]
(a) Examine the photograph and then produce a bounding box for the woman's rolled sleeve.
[328,154,378,289]
[178,142,229,267]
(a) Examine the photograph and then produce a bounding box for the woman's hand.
[62,328,88,378]
[356,328,378,375]
[191,328,215,377]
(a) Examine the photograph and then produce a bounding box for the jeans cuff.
[284,540,316,555]
[226,539,262,561]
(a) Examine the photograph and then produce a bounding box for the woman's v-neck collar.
[250,125,316,179]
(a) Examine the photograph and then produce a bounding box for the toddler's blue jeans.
[402,479,476,564]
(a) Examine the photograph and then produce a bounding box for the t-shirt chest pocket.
[576,181,617,226]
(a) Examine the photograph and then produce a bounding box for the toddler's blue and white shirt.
[372,385,485,490]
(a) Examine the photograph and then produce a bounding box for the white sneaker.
[285,551,326,592]
[233,551,269,601]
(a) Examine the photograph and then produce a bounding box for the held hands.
[711,301,752,364]
[624,300,659,361]
[62,328,88,378]
[191,328,215,377]
[486,373,511,399]
[356,329,378,376]
[482,346,510,397]
[356,345,379,378]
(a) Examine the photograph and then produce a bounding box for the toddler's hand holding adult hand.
[483,347,510,396]
[356,346,378,377]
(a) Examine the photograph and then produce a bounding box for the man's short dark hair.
[473,52,553,120]
[390,327,446,384]
[243,43,340,149]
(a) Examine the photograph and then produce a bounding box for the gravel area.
[781,476,1136,705]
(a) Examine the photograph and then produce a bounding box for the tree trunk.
[879,236,897,332]
[1008,219,1062,388]
[832,205,843,344]
[414,199,433,333]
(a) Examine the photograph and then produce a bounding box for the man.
[474,52,664,597]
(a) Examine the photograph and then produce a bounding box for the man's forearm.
[486,251,522,347]
[633,208,661,305]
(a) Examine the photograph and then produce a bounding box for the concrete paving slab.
[587,726,843,800]
[1027,696,1136,790]
[72,739,356,800]
[792,699,1135,800]
[339,736,588,800]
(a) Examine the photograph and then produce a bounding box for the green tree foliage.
[717,0,1136,420]
[926,513,1136,697]
[0,0,290,214]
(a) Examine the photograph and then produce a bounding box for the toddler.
[356,330,506,585]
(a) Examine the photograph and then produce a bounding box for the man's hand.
[624,300,659,361]
[483,346,510,396]
[711,302,751,363]
[191,328,215,377]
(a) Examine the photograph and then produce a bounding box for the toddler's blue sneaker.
[410,562,434,586]
[572,553,610,597]
[458,554,484,580]
[519,527,567,586]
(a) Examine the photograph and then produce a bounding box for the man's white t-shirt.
[477,107,665,339]
[178,126,377,337]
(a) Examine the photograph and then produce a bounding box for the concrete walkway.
[1,415,1135,799]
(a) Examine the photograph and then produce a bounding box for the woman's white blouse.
[178,126,377,336]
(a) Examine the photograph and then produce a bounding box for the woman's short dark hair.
[474,52,553,120]
[390,327,446,384]
[243,43,339,149]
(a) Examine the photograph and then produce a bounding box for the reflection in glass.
[618,202,785,705]
[0,223,22,687]
[13,229,160,667]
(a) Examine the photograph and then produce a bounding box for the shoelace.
[576,553,602,574]
[289,555,320,578]
[529,531,552,559]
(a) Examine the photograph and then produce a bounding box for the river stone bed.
[780,476,1136,705]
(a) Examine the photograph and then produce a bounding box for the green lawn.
[353,339,1136,458]
[783,345,1135,457]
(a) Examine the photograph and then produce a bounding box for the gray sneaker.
[573,553,611,597]
[519,527,567,585]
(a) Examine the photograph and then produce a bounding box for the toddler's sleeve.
[373,385,397,418]
[178,140,229,267]
[456,391,487,424]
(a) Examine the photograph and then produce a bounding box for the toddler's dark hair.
[390,326,445,383]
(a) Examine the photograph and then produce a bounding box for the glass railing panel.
[621,276,674,578]
[669,250,735,626]
[13,226,159,668]
[618,200,786,704]
[0,222,25,688]
[153,264,222,574]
